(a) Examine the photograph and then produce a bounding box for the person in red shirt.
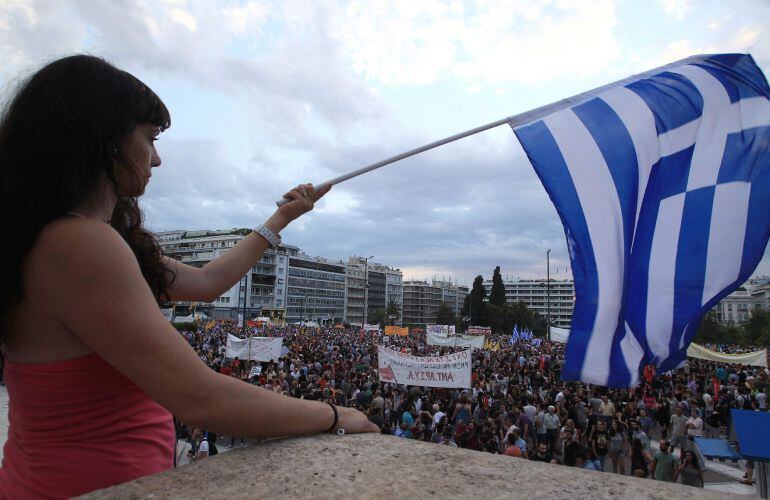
[504,434,522,457]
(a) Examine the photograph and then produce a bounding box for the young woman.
[607,419,627,475]
[678,450,705,488]
[0,55,377,498]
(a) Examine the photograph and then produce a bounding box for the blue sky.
[1,0,769,285]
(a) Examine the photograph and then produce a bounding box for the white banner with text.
[427,332,486,349]
[377,345,471,388]
[226,335,283,362]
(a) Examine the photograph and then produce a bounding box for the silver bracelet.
[254,224,281,248]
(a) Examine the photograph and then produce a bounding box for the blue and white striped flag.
[513,54,770,388]
[510,325,519,344]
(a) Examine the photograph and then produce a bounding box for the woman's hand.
[279,183,332,222]
[336,406,380,434]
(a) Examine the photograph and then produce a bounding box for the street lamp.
[364,255,374,326]
[546,249,551,341]
[241,272,249,329]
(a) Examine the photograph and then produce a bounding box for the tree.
[486,303,507,335]
[468,275,488,326]
[743,307,770,346]
[386,299,401,325]
[436,302,455,325]
[489,266,506,307]
[694,311,727,345]
[694,307,770,347]
[367,308,386,325]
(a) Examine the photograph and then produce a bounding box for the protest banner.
[426,324,456,336]
[225,334,283,362]
[687,343,768,367]
[384,325,409,336]
[426,332,485,349]
[466,326,491,336]
[377,345,471,388]
[550,327,570,343]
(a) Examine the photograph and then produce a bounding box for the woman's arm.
[40,219,375,438]
[162,184,329,302]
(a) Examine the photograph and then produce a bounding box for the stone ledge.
[82,434,725,499]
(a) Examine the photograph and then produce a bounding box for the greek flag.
[510,325,519,344]
[513,54,770,388]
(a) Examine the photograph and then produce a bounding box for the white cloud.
[335,0,620,86]
[169,7,198,31]
[660,0,690,20]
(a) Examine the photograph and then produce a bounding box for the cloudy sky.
[2,0,769,285]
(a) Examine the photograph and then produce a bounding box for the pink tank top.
[0,352,174,499]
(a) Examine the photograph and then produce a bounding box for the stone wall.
[83,433,725,499]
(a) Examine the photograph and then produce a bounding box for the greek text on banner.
[377,345,472,389]
[226,334,283,362]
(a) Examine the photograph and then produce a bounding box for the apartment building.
[482,278,575,328]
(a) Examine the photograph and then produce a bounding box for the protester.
[629,438,652,478]
[0,55,375,498]
[607,419,627,475]
[651,440,679,482]
[678,450,704,488]
[669,405,689,456]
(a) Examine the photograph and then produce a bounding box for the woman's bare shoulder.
[31,218,135,272]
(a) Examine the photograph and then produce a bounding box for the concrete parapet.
[82,433,725,499]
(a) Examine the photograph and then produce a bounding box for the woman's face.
[116,123,162,196]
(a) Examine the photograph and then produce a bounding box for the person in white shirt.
[756,390,767,410]
[523,402,537,422]
[432,404,445,429]
[685,408,703,442]
[702,391,714,415]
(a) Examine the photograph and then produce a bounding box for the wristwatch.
[254,224,281,248]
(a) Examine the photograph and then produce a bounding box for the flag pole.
[276,54,709,206]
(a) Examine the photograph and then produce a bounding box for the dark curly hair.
[0,55,174,338]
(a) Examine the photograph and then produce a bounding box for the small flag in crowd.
[513,54,770,387]
[510,326,519,345]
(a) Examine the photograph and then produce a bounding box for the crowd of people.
[177,321,769,488]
